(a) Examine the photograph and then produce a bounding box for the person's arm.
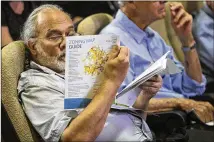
[1,5,13,47]
[1,26,13,47]
[133,92,151,120]
[133,75,162,120]
[148,98,214,123]
[61,46,129,141]
[169,2,202,83]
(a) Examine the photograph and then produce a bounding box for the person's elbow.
[60,128,96,142]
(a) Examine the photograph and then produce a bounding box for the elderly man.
[101,1,214,122]
[18,4,162,142]
[193,1,214,93]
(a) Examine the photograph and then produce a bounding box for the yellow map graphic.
[83,46,108,75]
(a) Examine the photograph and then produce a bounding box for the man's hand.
[169,2,195,47]
[148,98,214,123]
[133,75,162,119]
[178,99,214,123]
[139,75,162,101]
[103,45,129,87]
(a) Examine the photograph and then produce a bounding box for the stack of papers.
[114,51,181,108]
[116,51,170,99]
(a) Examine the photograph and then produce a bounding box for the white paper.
[115,51,181,108]
[64,35,119,110]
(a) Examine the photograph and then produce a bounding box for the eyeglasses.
[34,31,80,45]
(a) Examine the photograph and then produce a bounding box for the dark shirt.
[43,1,117,18]
[1,2,37,40]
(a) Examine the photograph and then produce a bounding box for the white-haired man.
[18,4,162,141]
[101,1,214,122]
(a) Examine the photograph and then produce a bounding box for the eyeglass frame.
[31,30,81,45]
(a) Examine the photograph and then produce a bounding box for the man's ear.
[27,39,37,56]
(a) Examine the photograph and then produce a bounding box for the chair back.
[2,41,41,142]
[77,13,113,35]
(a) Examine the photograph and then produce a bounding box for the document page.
[64,35,119,110]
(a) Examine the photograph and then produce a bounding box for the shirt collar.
[30,61,65,79]
[115,10,155,43]
[203,4,214,19]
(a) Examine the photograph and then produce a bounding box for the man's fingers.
[117,47,129,63]
[170,2,183,11]
[176,16,191,28]
[119,46,129,56]
[108,45,120,60]
[171,10,176,17]
[196,103,213,123]
[173,9,185,23]
[147,75,162,82]
[195,101,214,122]
[141,86,159,94]
[140,81,161,89]
[201,105,212,123]
[202,102,214,122]
[195,108,206,123]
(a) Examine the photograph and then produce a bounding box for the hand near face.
[139,75,162,100]
[103,46,129,87]
[169,2,195,47]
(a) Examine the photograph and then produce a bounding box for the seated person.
[1,1,39,47]
[101,1,214,122]
[18,4,162,141]
[193,1,214,93]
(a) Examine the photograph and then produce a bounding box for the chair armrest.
[146,110,187,133]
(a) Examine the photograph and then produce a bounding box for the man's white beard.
[36,46,65,73]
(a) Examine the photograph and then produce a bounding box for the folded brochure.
[113,51,181,109]
[64,34,119,110]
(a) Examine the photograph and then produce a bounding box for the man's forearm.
[148,98,180,111]
[179,31,203,83]
[62,80,118,141]
[133,93,150,120]
[183,46,203,83]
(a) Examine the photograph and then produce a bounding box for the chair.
[2,41,41,142]
[77,13,113,35]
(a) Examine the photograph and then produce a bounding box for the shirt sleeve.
[18,73,77,142]
[160,37,206,97]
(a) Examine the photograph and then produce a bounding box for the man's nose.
[59,36,66,50]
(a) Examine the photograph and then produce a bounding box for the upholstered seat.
[77,13,113,35]
[2,41,41,142]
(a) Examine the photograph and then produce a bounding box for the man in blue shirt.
[101,1,213,122]
[193,1,214,93]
